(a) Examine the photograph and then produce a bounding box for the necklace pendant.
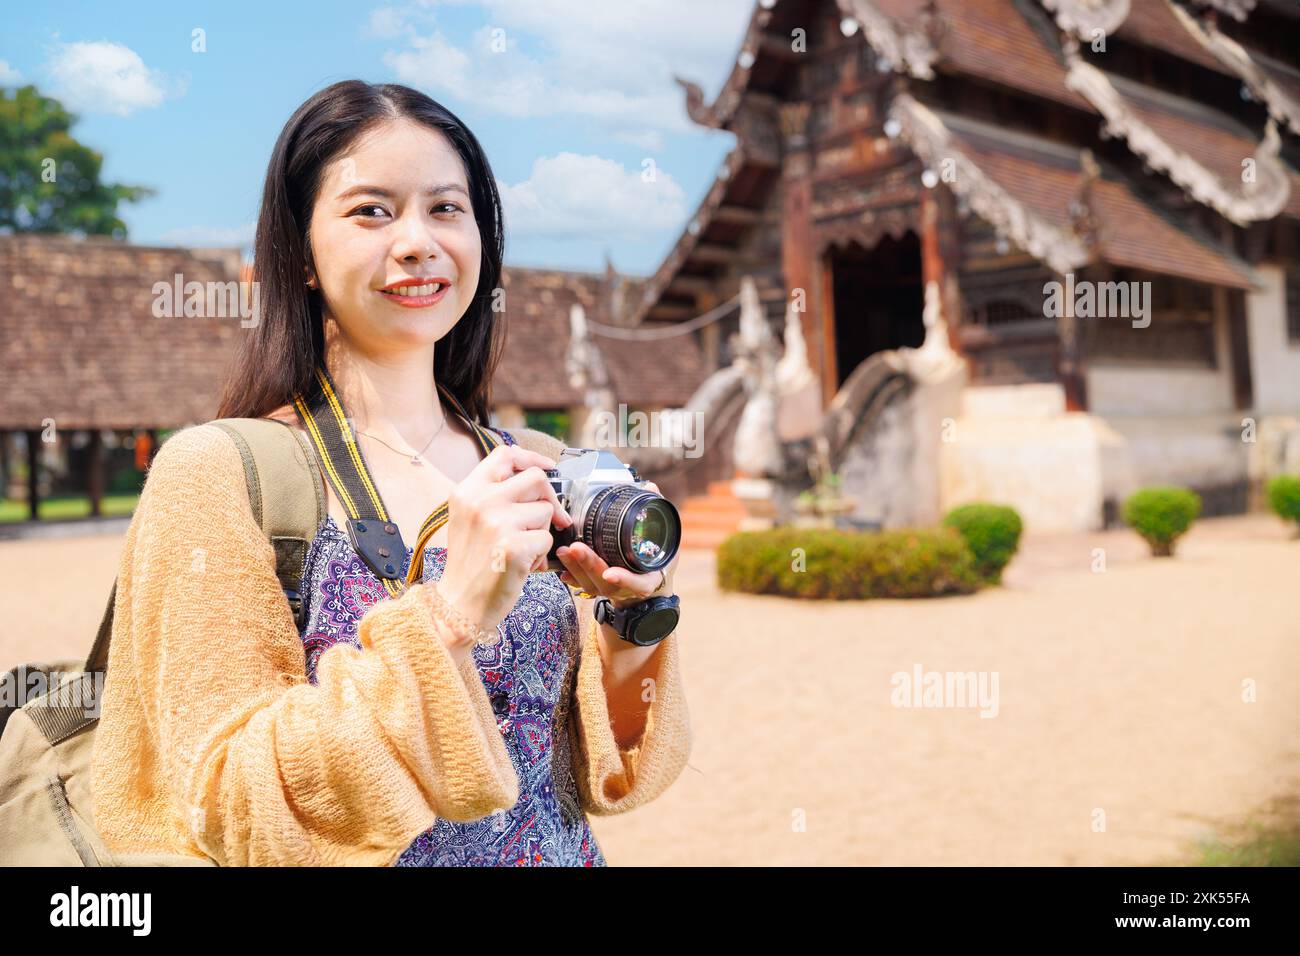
[410,455,424,466]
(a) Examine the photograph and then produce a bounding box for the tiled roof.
[859,0,1094,109]
[0,234,248,430]
[0,235,707,430]
[1115,0,1232,75]
[1064,60,1293,222]
[941,113,1258,288]
[494,266,709,408]
[1173,1,1300,134]
[929,0,1092,109]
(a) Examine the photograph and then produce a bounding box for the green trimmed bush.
[942,503,1023,584]
[1266,475,1300,532]
[716,526,982,600]
[1123,485,1201,557]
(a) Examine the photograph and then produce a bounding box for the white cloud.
[377,0,752,137]
[610,128,667,152]
[366,6,408,38]
[44,41,173,116]
[498,152,686,238]
[0,60,22,84]
[161,222,256,247]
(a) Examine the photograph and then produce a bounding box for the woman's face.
[306,117,482,354]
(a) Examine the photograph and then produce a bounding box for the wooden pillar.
[24,429,40,521]
[921,184,973,365]
[1218,221,1254,412]
[818,258,839,408]
[779,102,823,406]
[697,290,720,371]
[932,186,964,355]
[1220,286,1253,411]
[920,187,944,334]
[1057,273,1088,412]
[87,429,105,517]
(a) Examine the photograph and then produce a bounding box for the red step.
[678,479,747,550]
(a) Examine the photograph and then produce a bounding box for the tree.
[0,84,154,236]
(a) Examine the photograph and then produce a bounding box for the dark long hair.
[216,80,506,424]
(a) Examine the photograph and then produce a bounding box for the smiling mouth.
[380,282,447,297]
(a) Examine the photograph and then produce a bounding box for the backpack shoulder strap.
[73,419,324,739]
[208,418,326,632]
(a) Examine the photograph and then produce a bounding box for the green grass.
[0,494,140,523]
[1186,798,1300,866]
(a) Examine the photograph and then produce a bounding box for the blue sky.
[0,0,754,275]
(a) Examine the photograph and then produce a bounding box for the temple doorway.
[825,231,925,389]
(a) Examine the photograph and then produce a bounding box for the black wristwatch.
[593,594,681,647]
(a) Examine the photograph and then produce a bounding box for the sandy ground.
[3,514,1297,866]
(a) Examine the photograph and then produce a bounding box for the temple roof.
[1172,1,1300,134]
[867,0,1093,108]
[1040,0,1229,74]
[1063,51,1291,223]
[495,265,710,408]
[893,96,1259,288]
[0,235,708,430]
[646,0,1293,319]
[0,235,248,430]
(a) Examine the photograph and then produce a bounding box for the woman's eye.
[433,202,462,215]
[353,204,388,219]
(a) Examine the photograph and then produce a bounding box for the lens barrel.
[585,485,681,573]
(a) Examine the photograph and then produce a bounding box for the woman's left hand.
[556,481,677,609]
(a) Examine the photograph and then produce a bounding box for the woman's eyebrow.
[335,182,469,201]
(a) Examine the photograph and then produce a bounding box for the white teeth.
[388,283,443,296]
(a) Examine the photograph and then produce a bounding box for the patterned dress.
[295,426,607,866]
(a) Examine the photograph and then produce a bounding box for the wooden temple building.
[629,0,1300,534]
[5,0,1299,539]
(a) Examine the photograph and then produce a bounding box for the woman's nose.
[391,211,445,263]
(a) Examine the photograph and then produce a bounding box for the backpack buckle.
[284,588,304,630]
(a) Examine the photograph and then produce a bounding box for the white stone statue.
[732,277,785,478]
[900,280,963,383]
[774,296,822,442]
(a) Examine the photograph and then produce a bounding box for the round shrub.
[942,503,1023,584]
[1122,485,1201,557]
[716,526,982,600]
[1266,474,1300,531]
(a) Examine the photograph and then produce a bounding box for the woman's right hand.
[432,445,573,646]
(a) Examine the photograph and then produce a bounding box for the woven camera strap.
[289,363,502,594]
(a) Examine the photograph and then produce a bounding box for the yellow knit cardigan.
[90,422,692,865]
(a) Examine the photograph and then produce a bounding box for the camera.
[540,448,681,574]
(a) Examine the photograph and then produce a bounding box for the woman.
[90,80,691,866]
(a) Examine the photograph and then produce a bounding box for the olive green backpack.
[0,418,325,866]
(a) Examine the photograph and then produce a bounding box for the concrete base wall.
[939,385,1115,533]
[1247,265,1300,415]
[938,384,1270,533]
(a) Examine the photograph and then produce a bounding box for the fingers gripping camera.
[541,448,681,574]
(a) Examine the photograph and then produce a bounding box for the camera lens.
[584,485,680,573]
[629,499,676,569]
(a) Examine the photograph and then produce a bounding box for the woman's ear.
[304,265,317,289]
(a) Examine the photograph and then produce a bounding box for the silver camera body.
[542,448,681,574]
